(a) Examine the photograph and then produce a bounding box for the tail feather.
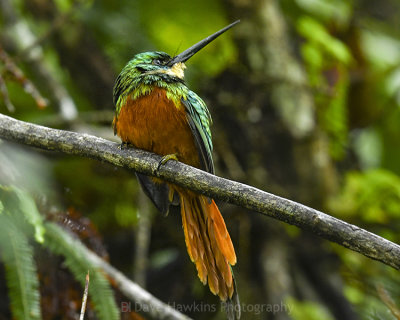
[193,200,220,295]
[200,197,236,265]
[181,197,198,261]
[180,192,238,305]
[208,219,233,290]
[225,276,241,320]
[182,196,209,285]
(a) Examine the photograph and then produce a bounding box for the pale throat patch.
[162,62,186,79]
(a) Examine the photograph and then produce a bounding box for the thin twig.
[0,46,48,109]
[0,113,400,271]
[377,284,400,319]
[0,74,15,112]
[133,191,153,287]
[79,271,90,320]
[1,0,77,120]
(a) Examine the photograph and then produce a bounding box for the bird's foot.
[157,153,179,171]
[119,141,132,150]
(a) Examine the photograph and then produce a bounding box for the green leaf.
[301,42,323,70]
[0,215,42,320]
[0,186,45,243]
[14,188,45,243]
[44,222,119,320]
[295,0,352,28]
[297,16,353,64]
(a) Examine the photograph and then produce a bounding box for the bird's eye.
[152,59,162,66]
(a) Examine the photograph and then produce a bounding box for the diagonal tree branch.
[1,112,400,272]
[52,219,192,320]
[85,247,192,320]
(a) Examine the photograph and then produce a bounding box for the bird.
[112,21,240,319]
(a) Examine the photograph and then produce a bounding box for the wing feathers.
[181,95,214,174]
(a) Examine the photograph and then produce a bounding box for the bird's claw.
[119,141,132,150]
[157,154,179,171]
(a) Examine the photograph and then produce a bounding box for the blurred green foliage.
[135,0,237,76]
[287,297,334,320]
[44,222,119,320]
[297,15,352,159]
[0,187,42,320]
[53,158,139,230]
[328,169,400,225]
[85,0,237,81]
[0,185,119,320]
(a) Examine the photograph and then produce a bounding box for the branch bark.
[1,113,400,271]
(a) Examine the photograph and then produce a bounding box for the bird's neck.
[115,78,188,116]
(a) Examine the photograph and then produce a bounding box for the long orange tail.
[180,192,236,300]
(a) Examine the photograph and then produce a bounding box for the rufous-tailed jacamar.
[113,21,240,319]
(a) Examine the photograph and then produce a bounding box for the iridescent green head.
[113,51,183,106]
[123,51,182,78]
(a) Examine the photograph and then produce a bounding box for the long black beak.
[167,20,240,67]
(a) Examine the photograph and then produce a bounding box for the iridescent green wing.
[181,91,214,174]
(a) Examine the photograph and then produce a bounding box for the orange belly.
[113,87,200,169]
